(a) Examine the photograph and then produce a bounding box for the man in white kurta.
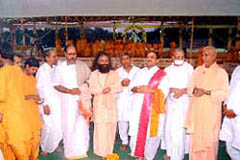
[53,45,90,159]
[116,52,140,150]
[36,49,63,155]
[220,65,240,160]
[162,49,193,160]
[129,52,169,160]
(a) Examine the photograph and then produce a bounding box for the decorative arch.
[122,24,147,43]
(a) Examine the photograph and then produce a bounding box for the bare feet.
[101,156,107,160]
[40,151,48,156]
[120,144,128,151]
[55,147,63,152]
[163,154,170,160]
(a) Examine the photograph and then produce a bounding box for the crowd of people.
[0,42,239,160]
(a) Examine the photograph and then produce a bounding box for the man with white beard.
[53,44,91,159]
[162,48,193,160]
[116,52,140,150]
[220,65,240,160]
[36,49,62,155]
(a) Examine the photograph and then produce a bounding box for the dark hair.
[14,54,23,59]
[119,52,131,58]
[24,57,40,68]
[64,44,75,53]
[0,42,14,61]
[43,49,54,61]
[91,52,112,71]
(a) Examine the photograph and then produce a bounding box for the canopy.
[0,0,239,18]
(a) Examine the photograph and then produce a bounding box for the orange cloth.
[22,74,42,132]
[22,74,42,160]
[184,63,228,159]
[29,131,40,160]
[150,89,165,137]
[0,65,32,160]
[0,65,32,144]
[11,141,30,160]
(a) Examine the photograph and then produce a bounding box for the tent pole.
[227,28,233,50]
[190,18,194,61]
[236,17,240,49]
[208,28,213,46]
[179,28,183,48]
[160,27,164,49]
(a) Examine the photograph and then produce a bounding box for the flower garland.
[150,88,165,137]
[106,153,120,160]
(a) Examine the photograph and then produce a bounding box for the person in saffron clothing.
[129,51,169,160]
[184,46,229,160]
[0,42,32,160]
[89,52,122,160]
[22,57,42,160]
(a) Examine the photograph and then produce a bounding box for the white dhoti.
[220,65,240,160]
[130,136,161,160]
[128,66,169,160]
[63,115,89,159]
[116,66,139,146]
[118,121,129,145]
[53,61,90,159]
[162,62,193,160]
[36,62,63,153]
[61,94,89,159]
[40,110,62,153]
[162,95,190,160]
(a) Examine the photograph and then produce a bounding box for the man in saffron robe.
[89,52,122,160]
[129,52,169,160]
[0,42,32,160]
[184,46,229,160]
[23,57,42,160]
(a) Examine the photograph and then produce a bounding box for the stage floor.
[39,123,230,160]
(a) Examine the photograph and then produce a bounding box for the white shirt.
[220,65,240,150]
[116,65,140,121]
[53,61,80,133]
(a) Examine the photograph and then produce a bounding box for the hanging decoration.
[122,24,146,43]
[55,27,63,56]
[113,23,117,40]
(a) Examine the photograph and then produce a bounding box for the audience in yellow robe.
[22,57,42,160]
[0,42,32,160]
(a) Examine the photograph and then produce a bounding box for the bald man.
[162,49,193,160]
[184,46,229,160]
